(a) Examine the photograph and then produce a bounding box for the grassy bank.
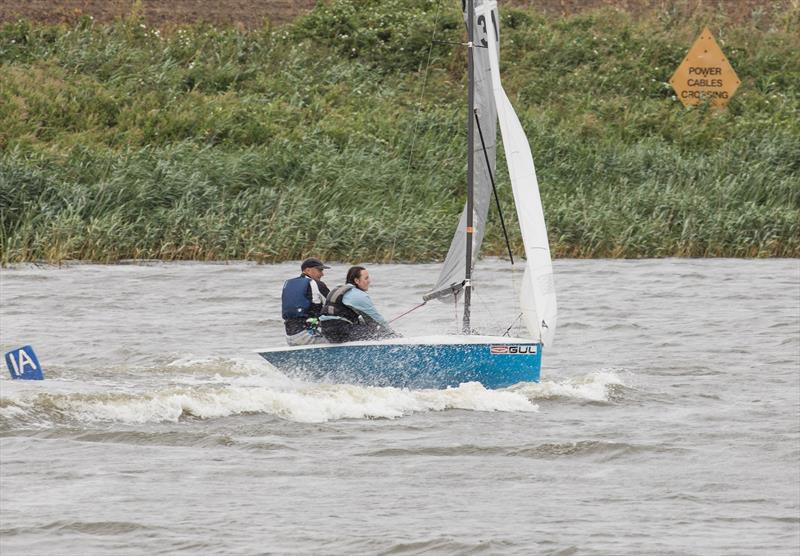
[1,0,798,263]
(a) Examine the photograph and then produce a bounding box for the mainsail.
[480,0,557,344]
[428,0,499,300]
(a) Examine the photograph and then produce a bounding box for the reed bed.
[1,0,798,263]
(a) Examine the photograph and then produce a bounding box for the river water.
[0,259,798,555]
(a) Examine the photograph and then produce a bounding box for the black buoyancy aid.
[322,284,361,324]
[281,276,312,320]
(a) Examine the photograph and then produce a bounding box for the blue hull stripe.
[258,343,542,389]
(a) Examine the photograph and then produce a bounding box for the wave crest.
[510,369,629,403]
[1,380,538,426]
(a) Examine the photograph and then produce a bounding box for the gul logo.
[490,345,537,355]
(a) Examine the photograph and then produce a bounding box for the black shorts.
[320,319,391,344]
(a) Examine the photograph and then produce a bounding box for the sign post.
[670,26,740,108]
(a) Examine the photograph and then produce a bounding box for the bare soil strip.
[1,0,787,28]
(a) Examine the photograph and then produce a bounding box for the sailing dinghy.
[257,0,556,389]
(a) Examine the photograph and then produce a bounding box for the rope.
[503,313,523,337]
[388,301,428,324]
[453,294,460,333]
[474,111,514,264]
[509,258,521,333]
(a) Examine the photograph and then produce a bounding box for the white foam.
[1,380,539,425]
[0,404,28,420]
[510,369,627,402]
[0,368,628,426]
[164,356,296,387]
[163,355,262,376]
[108,381,535,423]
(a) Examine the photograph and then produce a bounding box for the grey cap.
[301,257,331,270]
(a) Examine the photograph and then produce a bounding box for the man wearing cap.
[281,258,331,346]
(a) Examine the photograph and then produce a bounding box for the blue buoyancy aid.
[282,276,312,320]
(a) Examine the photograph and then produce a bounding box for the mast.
[462,0,475,334]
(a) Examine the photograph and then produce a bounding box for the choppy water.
[1,259,798,556]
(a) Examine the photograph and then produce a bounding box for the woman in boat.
[319,266,398,343]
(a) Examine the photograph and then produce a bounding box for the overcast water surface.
[1,259,798,555]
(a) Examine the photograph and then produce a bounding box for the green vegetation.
[1,0,798,263]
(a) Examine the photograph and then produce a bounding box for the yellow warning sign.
[670,27,740,108]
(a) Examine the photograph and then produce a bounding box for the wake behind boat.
[258,0,557,389]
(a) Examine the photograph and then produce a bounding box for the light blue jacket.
[320,287,390,328]
[341,288,389,327]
